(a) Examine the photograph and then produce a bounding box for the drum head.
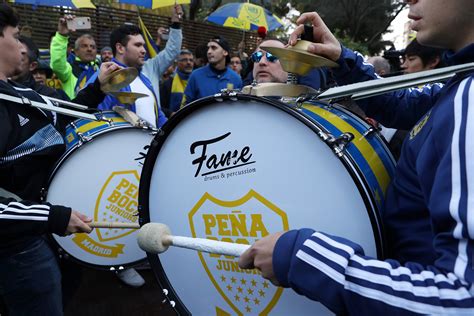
[140,95,384,315]
[48,125,153,269]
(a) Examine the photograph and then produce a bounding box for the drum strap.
[0,93,97,121]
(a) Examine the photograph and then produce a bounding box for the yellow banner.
[72,234,125,258]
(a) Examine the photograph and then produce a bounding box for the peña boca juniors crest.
[72,170,140,259]
[189,190,289,315]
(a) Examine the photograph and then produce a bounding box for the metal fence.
[11,3,257,55]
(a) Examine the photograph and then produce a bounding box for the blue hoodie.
[273,44,474,315]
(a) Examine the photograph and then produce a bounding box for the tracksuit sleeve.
[332,47,442,130]
[50,32,73,84]
[0,198,72,238]
[274,228,474,315]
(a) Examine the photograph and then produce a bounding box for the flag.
[138,16,159,59]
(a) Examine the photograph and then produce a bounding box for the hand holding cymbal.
[261,40,338,76]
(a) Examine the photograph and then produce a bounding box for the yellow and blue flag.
[10,0,95,8]
[137,16,159,59]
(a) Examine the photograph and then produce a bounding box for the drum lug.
[70,121,92,147]
[39,187,48,202]
[363,126,380,137]
[161,289,176,308]
[96,112,114,126]
[214,89,240,101]
[327,132,354,156]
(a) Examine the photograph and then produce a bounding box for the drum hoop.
[138,94,388,313]
[44,122,147,270]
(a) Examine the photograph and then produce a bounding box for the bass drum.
[45,111,154,269]
[139,95,396,315]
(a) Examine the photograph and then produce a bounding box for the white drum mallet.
[137,223,250,257]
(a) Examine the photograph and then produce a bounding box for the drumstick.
[137,223,250,257]
[89,221,140,229]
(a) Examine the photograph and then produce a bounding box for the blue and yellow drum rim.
[65,112,130,150]
[302,104,395,209]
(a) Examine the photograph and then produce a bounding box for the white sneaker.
[116,268,145,288]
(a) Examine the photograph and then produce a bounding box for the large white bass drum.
[139,94,396,315]
[45,111,154,269]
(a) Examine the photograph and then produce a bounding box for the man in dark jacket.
[0,5,119,315]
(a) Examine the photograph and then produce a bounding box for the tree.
[287,0,407,54]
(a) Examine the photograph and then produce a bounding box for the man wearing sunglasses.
[250,39,329,90]
[182,36,242,106]
[252,40,288,84]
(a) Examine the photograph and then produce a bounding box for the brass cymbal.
[108,91,148,105]
[261,40,339,76]
[101,68,139,92]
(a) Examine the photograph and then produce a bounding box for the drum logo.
[190,132,256,182]
[189,190,289,315]
[72,170,140,258]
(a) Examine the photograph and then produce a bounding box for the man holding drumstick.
[0,4,120,315]
[239,0,474,314]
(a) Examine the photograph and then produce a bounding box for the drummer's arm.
[332,47,441,129]
[0,197,92,238]
[72,62,122,108]
[0,196,72,238]
[290,12,440,130]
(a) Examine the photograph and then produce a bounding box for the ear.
[115,42,125,55]
[224,50,229,57]
[29,61,38,72]
[426,56,441,70]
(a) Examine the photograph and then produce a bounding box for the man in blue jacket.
[239,0,474,314]
[182,36,242,106]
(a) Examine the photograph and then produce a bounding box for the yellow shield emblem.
[94,170,140,242]
[189,190,289,315]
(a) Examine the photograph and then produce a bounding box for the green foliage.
[286,0,406,54]
[334,29,369,56]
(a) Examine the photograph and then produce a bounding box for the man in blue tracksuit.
[239,0,474,314]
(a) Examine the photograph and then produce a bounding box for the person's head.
[13,36,39,81]
[406,0,474,51]
[110,24,146,69]
[100,46,113,62]
[401,39,444,74]
[32,61,52,85]
[230,55,242,75]
[252,39,287,84]
[74,34,97,63]
[0,4,24,79]
[177,49,194,74]
[207,36,231,68]
[367,56,391,76]
[193,43,208,69]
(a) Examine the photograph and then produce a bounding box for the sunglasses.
[251,51,279,63]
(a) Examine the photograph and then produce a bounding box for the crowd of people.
[0,0,473,314]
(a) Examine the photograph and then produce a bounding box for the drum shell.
[45,111,153,270]
[139,95,396,315]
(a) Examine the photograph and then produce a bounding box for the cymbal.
[108,91,148,105]
[261,40,339,76]
[101,68,139,92]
